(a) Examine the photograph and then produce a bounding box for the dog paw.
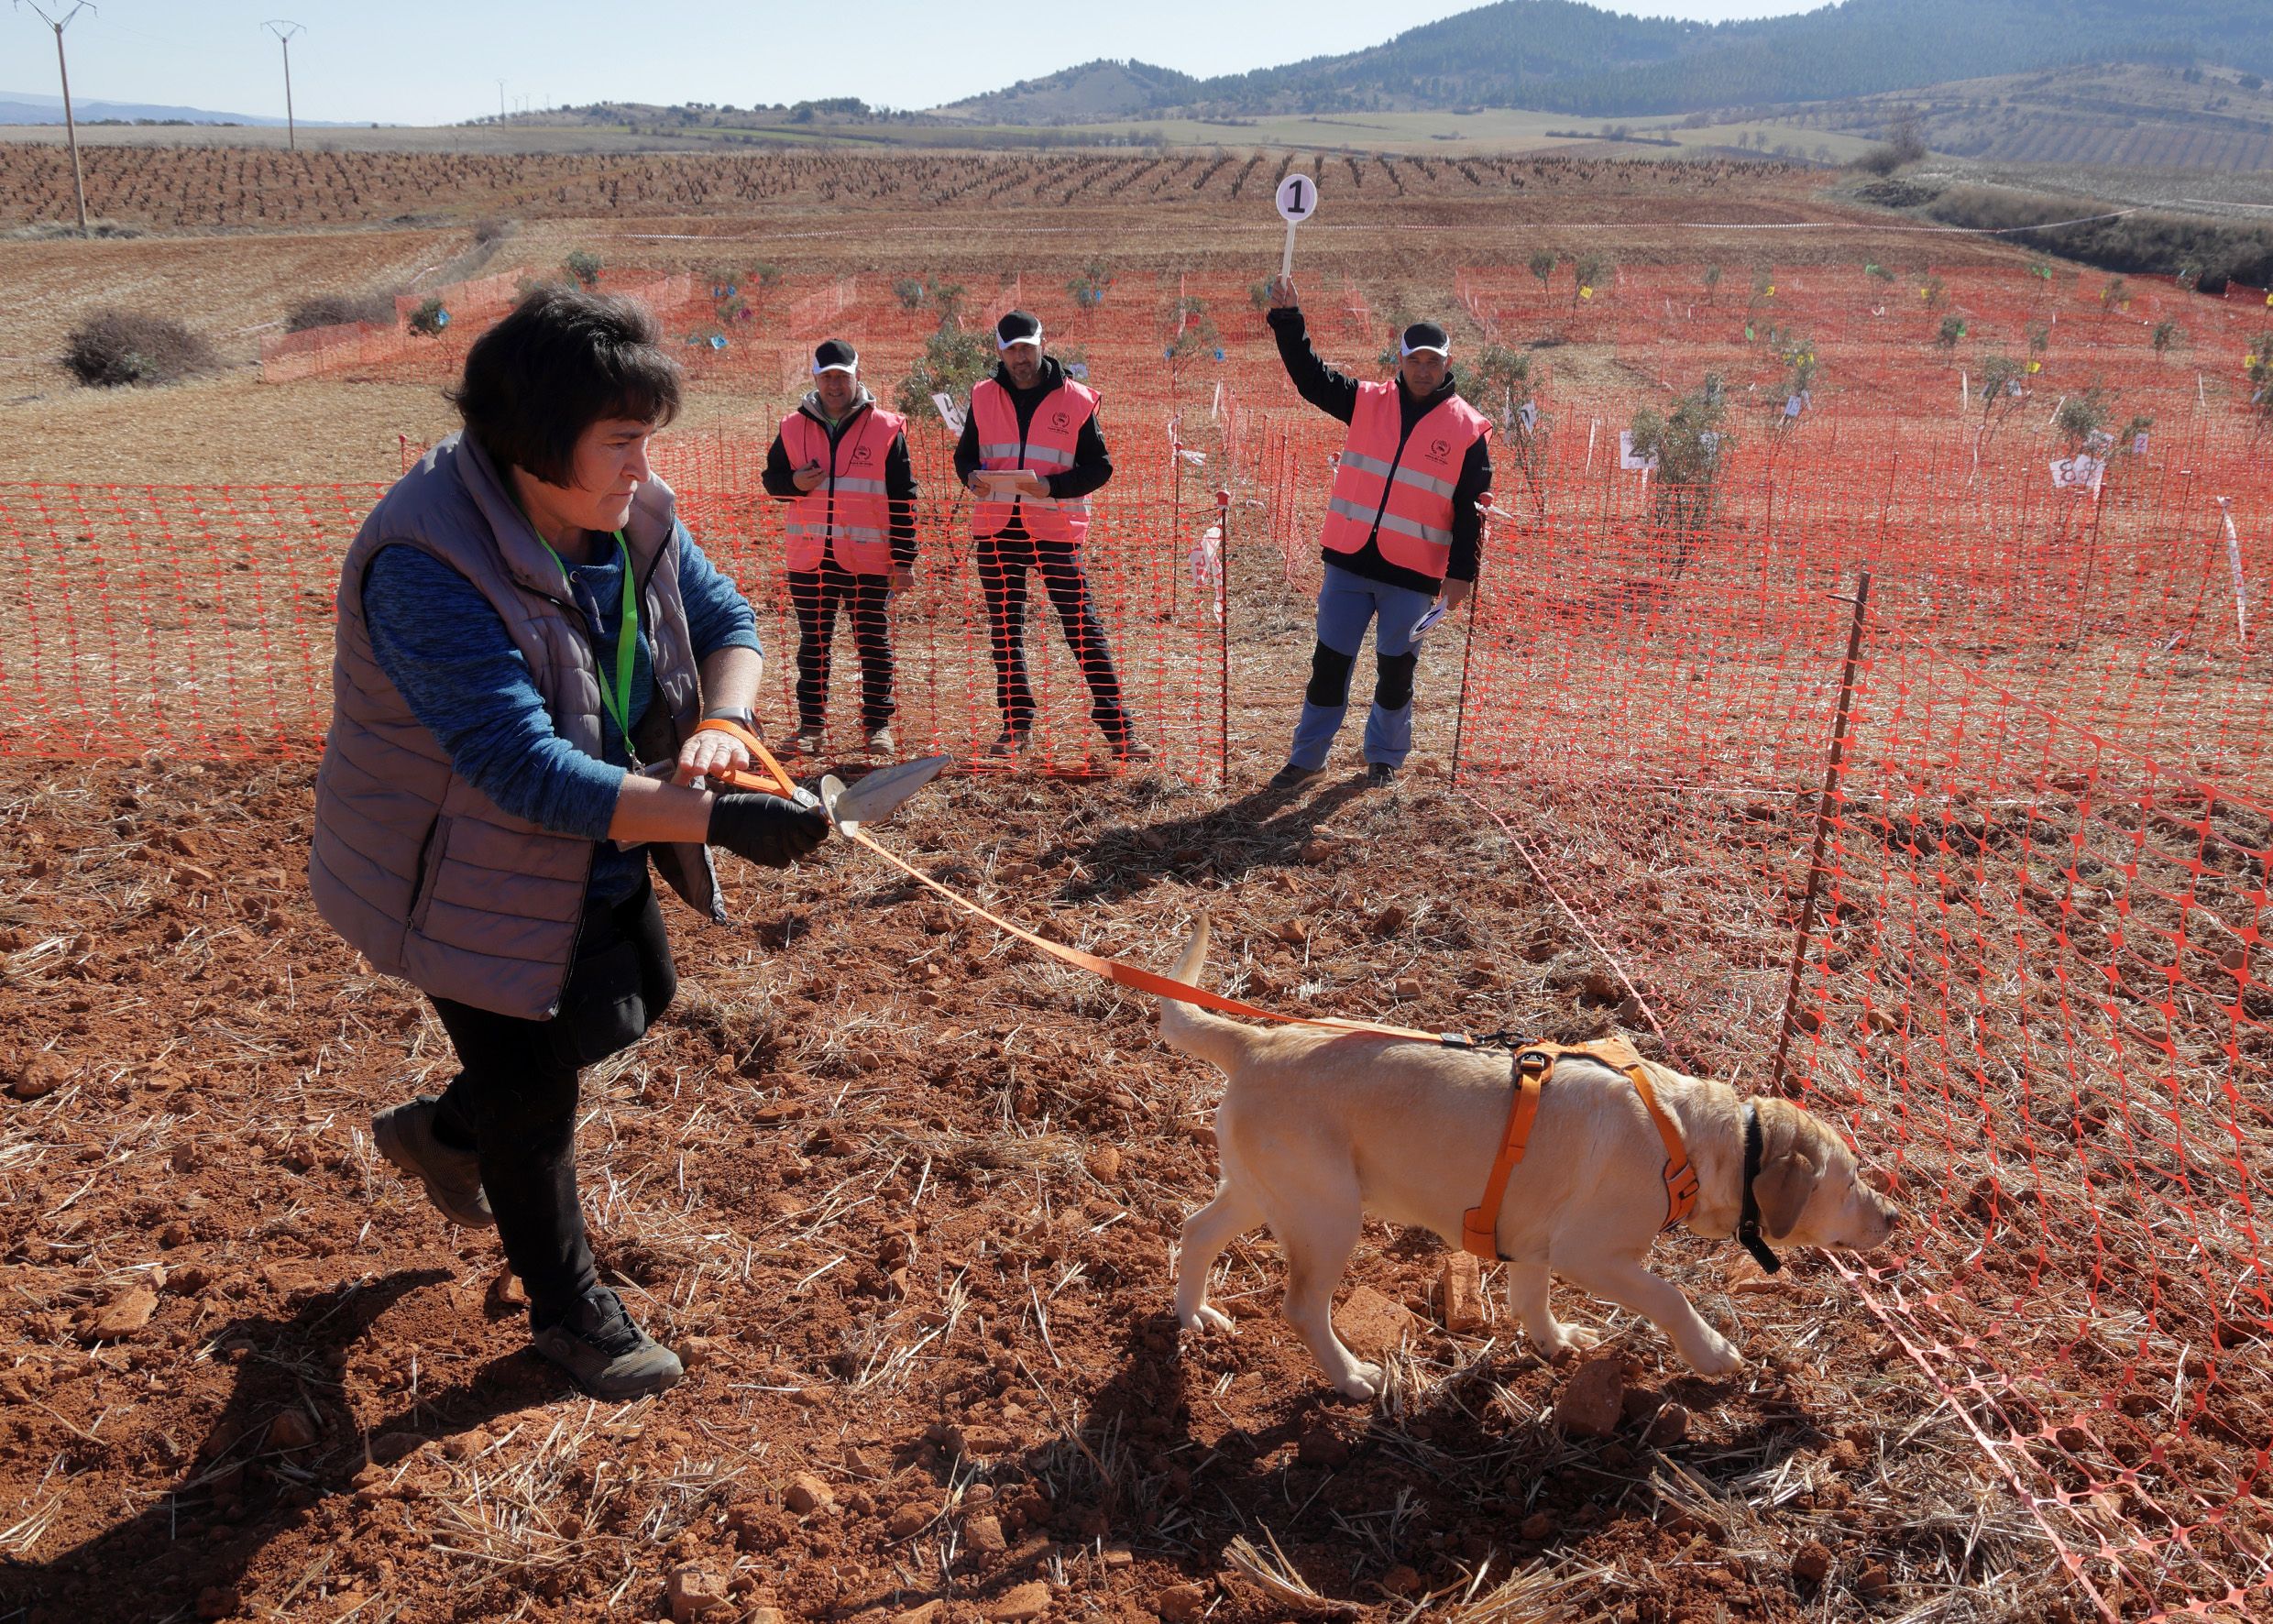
[1543,1323,1602,1357]
[1685,1332,1744,1377]
[1334,1362,1383,1402]
[1179,1305,1234,1335]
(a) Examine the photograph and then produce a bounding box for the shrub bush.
[60,310,219,389]
[564,250,603,288]
[406,297,448,337]
[1629,374,1729,573]
[1925,187,2273,290]
[284,290,399,333]
[895,323,993,424]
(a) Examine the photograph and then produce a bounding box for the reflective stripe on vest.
[971,377,1100,547]
[781,404,906,575]
[1318,381,1490,577]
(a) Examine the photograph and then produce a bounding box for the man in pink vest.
[1264,275,1492,791]
[762,339,918,754]
[953,309,1145,763]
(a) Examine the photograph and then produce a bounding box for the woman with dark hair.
[310,286,828,1399]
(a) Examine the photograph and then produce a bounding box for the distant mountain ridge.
[0,90,303,127]
[937,0,2273,122]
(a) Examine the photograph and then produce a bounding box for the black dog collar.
[1737,1104,1783,1275]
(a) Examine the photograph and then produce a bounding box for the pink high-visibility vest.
[970,377,1099,547]
[1319,381,1490,579]
[779,403,904,575]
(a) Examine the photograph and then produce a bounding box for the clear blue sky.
[7,0,1823,126]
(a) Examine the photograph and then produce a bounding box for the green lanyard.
[544,529,639,753]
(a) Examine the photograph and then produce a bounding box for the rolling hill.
[935,0,2273,123]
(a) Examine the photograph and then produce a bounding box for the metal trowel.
[817,754,951,835]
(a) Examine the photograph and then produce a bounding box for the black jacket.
[952,356,1113,543]
[761,390,919,566]
[1267,304,1491,592]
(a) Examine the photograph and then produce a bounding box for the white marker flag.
[1619,430,1659,474]
[931,392,965,435]
[1191,524,1224,624]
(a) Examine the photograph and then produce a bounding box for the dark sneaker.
[863,724,897,756]
[980,727,1030,761]
[1267,763,1324,791]
[531,1286,685,1400]
[1367,763,1399,789]
[1108,736,1154,766]
[372,1096,494,1230]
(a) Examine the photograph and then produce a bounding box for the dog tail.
[1157,913,1254,1074]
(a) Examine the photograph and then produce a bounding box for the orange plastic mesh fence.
[1447,430,2268,1618]
[0,444,1241,779]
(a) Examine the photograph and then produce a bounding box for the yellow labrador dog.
[1159,917,1898,1399]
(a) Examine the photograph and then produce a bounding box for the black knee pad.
[1305,642,1356,708]
[1375,650,1418,712]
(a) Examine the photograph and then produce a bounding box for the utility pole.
[497,80,506,123]
[263,21,303,151]
[16,1,94,237]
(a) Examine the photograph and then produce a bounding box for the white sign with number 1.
[1275,172,1317,278]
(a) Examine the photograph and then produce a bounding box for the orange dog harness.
[1460,1037,1701,1261]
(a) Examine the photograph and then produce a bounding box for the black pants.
[975,532,1129,739]
[430,880,675,1328]
[788,562,895,732]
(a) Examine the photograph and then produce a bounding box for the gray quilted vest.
[309,432,724,1021]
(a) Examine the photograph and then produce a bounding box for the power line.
[15,1,94,236]
[262,20,304,152]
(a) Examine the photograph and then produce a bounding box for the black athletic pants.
[430,878,675,1328]
[788,560,895,732]
[974,532,1129,740]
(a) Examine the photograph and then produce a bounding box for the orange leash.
[686,719,1455,1045]
[689,719,1701,1238]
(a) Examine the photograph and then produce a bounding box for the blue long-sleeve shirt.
[364,523,760,903]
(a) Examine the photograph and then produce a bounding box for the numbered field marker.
[1275,172,1317,279]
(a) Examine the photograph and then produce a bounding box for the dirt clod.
[1644,1401,1691,1447]
[984,1579,1051,1620]
[1332,1283,1419,1360]
[1792,1540,1834,1586]
[1553,1352,1631,1438]
[1156,1583,1207,1621]
[7,1055,65,1100]
[784,1471,833,1514]
[267,1410,318,1451]
[1297,1426,1350,1466]
[666,1564,728,1621]
[964,1510,1006,1553]
[1440,1252,1485,1332]
[83,1285,158,1341]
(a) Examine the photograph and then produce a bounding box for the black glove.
[707,792,829,868]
